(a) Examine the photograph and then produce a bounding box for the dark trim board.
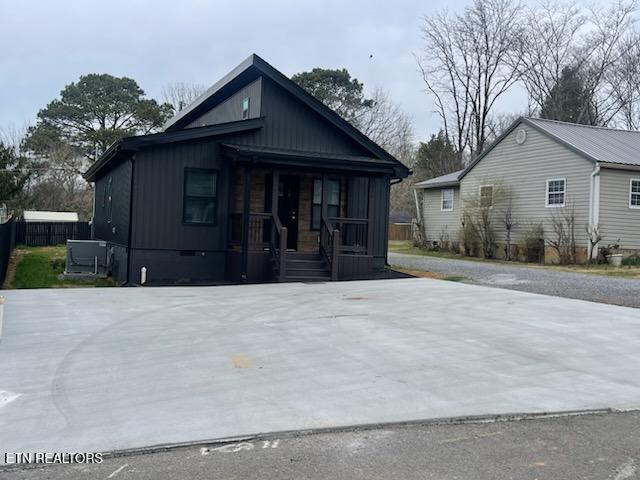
[85,118,264,181]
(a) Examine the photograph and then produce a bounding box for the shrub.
[522,222,545,263]
[459,219,480,257]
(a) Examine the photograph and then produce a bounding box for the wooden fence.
[15,221,91,246]
[0,218,15,285]
[388,223,412,241]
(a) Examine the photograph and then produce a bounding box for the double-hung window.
[546,178,566,207]
[183,168,217,224]
[311,178,340,230]
[631,179,640,208]
[441,188,454,211]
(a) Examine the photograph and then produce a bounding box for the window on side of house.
[631,179,640,208]
[546,178,566,207]
[183,168,217,225]
[311,178,341,230]
[441,188,454,211]
[480,185,493,208]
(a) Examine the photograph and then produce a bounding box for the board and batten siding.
[93,157,132,247]
[186,78,262,128]
[130,138,229,252]
[460,122,594,247]
[421,187,461,244]
[230,77,369,157]
[599,168,640,250]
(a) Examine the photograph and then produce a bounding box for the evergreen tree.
[540,67,596,124]
[414,130,462,181]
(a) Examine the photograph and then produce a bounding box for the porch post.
[271,170,279,218]
[367,176,375,255]
[321,174,328,221]
[240,162,252,281]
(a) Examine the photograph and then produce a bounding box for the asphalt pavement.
[4,410,639,480]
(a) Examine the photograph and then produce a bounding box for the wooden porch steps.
[283,251,331,282]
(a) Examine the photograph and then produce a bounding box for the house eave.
[84,118,265,182]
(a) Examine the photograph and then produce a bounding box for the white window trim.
[441,188,454,212]
[545,177,566,208]
[479,184,494,209]
[630,178,640,209]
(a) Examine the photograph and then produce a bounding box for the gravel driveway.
[389,252,640,308]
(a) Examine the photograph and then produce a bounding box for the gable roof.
[459,117,640,181]
[414,170,463,189]
[163,54,410,178]
[84,118,264,182]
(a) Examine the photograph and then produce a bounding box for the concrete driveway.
[1,279,639,457]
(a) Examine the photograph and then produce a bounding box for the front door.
[278,175,299,250]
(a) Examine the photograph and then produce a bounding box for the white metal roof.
[525,118,640,167]
[23,211,79,222]
[414,169,464,189]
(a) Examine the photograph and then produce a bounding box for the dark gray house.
[85,54,410,285]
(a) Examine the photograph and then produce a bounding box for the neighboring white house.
[23,211,79,223]
[415,117,640,262]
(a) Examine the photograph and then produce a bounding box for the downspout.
[125,156,135,285]
[588,162,601,261]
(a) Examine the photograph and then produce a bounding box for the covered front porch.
[223,144,393,282]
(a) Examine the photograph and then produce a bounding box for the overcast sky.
[1,0,530,143]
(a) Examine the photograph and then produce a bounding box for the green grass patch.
[443,275,466,282]
[10,246,113,289]
[388,240,469,260]
[389,241,640,280]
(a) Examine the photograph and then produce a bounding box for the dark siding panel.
[131,139,230,252]
[110,244,129,285]
[229,77,370,156]
[187,78,262,128]
[93,158,131,246]
[347,177,369,218]
[128,248,225,285]
[369,176,390,265]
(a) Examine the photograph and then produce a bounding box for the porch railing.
[320,217,339,281]
[329,217,369,254]
[229,211,287,280]
[269,213,287,280]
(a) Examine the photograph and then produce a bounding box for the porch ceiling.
[221,143,398,176]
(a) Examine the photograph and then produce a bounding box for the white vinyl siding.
[421,187,461,244]
[460,122,592,248]
[599,169,640,249]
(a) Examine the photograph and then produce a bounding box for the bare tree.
[501,195,518,260]
[359,88,413,158]
[547,203,577,264]
[161,82,207,113]
[517,0,638,125]
[418,0,524,157]
[515,1,587,115]
[463,183,509,258]
[610,35,640,129]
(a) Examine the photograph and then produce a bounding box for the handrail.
[328,217,368,224]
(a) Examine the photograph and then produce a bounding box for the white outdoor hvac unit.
[65,240,109,277]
